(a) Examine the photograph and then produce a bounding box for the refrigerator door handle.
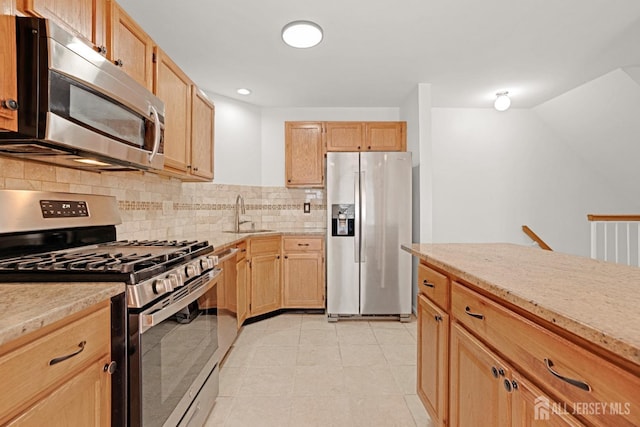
[354,171,360,263]
[360,171,366,263]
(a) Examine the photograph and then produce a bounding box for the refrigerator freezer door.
[360,152,412,315]
[326,152,360,315]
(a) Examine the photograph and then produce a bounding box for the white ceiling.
[117,0,640,109]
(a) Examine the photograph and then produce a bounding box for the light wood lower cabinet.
[282,236,324,308]
[414,259,626,427]
[236,241,249,327]
[418,294,449,427]
[450,323,513,427]
[248,236,281,317]
[0,301,112,426]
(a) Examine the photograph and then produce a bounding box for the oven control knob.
[200,258,212,270]
[152,278,172,294]
[167,273,182,288]
[185,263,198,278]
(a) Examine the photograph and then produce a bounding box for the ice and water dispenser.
[331,204,355,236]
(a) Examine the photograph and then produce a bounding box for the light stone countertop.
[402,243,640,366]
[188,228,327,252]
[0,282,125,347]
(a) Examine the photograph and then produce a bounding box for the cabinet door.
[417,294,449,427]
[285,121,324,187]
[250,254,281,316]
[365,122,406,151]
[224,256,237,313]
[512,372,585,427]
[0,15,18,132]
[236,256,249,327]
[283,252,324,308]
[153,46,192,173]
[107,1,153,91]
[19,0,105,51]
[7,354,111,426]
[450,323,512,427]
[190,87,215,180]
[325,122,364,151]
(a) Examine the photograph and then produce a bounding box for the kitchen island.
[402,243,640,427]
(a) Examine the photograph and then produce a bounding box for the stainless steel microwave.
[0,17,165,172]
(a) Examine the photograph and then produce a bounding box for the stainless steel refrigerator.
[326,151,412,321]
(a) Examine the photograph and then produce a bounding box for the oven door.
[129,269,221,427]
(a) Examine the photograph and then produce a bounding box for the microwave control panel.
[40,200,89,218]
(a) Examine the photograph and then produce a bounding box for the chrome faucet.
[234,194,251,232]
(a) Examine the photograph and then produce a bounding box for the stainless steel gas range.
[0,190,222,427]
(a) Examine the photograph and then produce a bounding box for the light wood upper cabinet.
[0,301,112,426]
[417,294,449,427]
[18,0,106,53]
[190,87,215,180]
[0,15,18,132]
[325,121,364,151]
[285,121,324,188]
[153,46,192,173]
[106,0,154,91]
[365,121,406,151]
[282,236,324,308]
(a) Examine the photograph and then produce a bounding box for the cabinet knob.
[357,146,361,149]
[284,255,288,259]
[193,167,199,172]
[1,99,18,111]
[503,379,512,392]
[114,59,124,67]
[434,314,442,322]
[96,45,107,55]
[103,361,117,374]
[491,366,499,378]
[287,179,292,183]
[368,146,371,149]
[511,380,518,391]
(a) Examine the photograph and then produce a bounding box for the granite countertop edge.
[401,243,640,367]
[0,283,125,347]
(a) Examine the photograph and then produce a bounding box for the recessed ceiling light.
[281,20,323,48]
[494,91,511,111]
[237,88,252,95]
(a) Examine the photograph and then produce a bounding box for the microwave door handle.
[148,105,161,163]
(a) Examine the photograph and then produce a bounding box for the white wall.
[206,93,262,185]
[260,108,400,186]
[429,107,629,256]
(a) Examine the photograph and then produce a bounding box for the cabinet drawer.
[249,236,280,255]
[283,237,323,252]
[451,282,640,427]
[418,262,449,310]
[0,304,110,420]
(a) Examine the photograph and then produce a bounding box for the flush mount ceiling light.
[281,20,323,48]
[494,91,511,111]
[237,88,252,95]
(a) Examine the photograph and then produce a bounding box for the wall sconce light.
[494,91,511,111]
[282,20,323,48]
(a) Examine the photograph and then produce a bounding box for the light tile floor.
[204,313,434,427]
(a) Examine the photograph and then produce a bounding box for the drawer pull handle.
[544,358,592,392]
[465,306,485,320]
[49,341,86,366]
[423,280,435,288]
[297,243,310,246]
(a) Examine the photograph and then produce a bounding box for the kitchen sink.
[222,229,274,234]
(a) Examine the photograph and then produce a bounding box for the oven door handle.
[140,269,221,333]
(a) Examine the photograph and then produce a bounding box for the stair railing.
[521,225,553,251]
[588,215,640,267]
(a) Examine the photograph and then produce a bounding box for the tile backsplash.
[0,158,326,240]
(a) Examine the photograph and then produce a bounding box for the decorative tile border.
[117,201,327,212]
[118,201,163,211]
